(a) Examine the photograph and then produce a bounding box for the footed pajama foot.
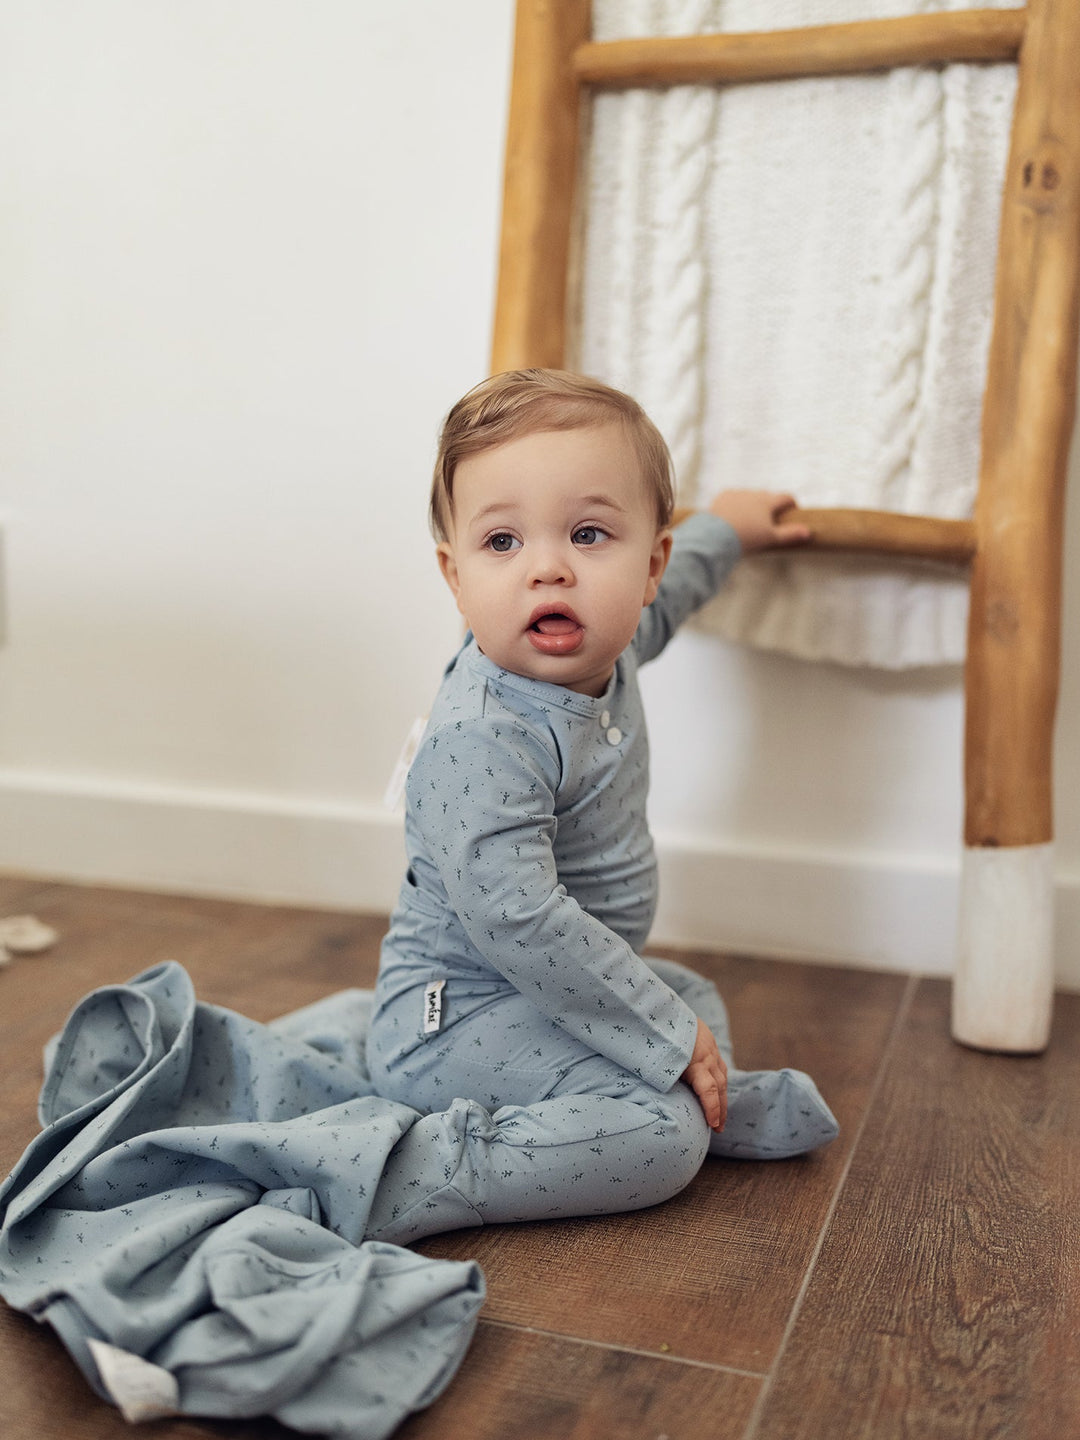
[709,1067,838,1160]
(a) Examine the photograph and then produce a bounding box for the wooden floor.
[1,875,1078,1440]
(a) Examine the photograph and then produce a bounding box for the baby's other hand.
[682,1019,728,1132]
[709,489,812,554]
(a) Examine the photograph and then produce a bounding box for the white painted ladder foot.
[951,843,1055,1053]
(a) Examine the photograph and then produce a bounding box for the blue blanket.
[0,962,484,1438]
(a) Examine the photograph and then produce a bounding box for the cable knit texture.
[577,0,1019,668]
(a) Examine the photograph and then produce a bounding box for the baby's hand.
[682,1019,728,1132]
[709,489,811,554]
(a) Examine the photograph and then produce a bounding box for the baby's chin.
[520,652,616,697]
[473,639,612,696]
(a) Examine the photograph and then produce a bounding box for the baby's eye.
[486,532,521,553]
[572,526,609,547]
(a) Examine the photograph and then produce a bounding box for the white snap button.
[600,710,611,728]
[606,726,622,745]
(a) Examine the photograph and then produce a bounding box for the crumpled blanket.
[0,962,484,1439]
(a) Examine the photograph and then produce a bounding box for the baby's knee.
[638,1085,710,1204]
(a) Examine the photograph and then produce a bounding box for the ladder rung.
[573,9,1025,88]
[791,507,976,562]
[674,506,977,564]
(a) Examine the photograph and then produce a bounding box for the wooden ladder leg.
[490,0,591,374]
[953,0,1080,1052]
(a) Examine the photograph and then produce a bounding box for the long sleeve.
[406,717,698,1091]
[634,511,742,665]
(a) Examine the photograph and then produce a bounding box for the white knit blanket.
[576,0,1019,668]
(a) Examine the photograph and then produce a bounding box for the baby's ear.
[643,528,673,606]
[436,542,464,608]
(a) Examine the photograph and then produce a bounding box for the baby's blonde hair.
[430,369,675,541]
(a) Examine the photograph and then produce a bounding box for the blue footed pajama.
[365,956,838,1245]
[365,512,838,1243]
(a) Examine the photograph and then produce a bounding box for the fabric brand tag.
[87,1339,180,1423]
[383,715,428,812]
[423,979,446,1035]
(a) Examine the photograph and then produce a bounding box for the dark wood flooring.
[1,874,1077,1439]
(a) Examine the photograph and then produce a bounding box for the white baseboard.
[2,771,1079,991]
[0,771,407,913]
[651,829,1080,993]
[650,831,956,975]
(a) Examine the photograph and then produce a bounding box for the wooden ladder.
[491,1,1080,1052]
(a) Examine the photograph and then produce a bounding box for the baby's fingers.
[772,498,812,546]
[769,491,800,518]
[688,1061,727,1132]
[714,1062,728,1132]
[773,518,813,545]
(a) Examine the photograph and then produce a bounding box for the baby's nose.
[528,544,574,585]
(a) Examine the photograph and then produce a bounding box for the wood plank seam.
[480,1317,769,1378]
[742,972,920,1440]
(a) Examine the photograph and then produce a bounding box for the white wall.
[2,3,1079,986]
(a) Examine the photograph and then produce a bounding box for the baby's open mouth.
[527,609,585,655]
[530,614,580,636]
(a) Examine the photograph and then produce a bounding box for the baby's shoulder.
[429,657,553,740]
[410,677,561,800]
[422,705,557,769]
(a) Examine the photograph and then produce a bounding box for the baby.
[364,369,837,1242]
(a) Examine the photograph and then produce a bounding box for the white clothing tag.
[423,979,446,1035]
[87,1339,180,1423]
[383,715,427,812]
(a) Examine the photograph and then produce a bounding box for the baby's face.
[437,423,671,697]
